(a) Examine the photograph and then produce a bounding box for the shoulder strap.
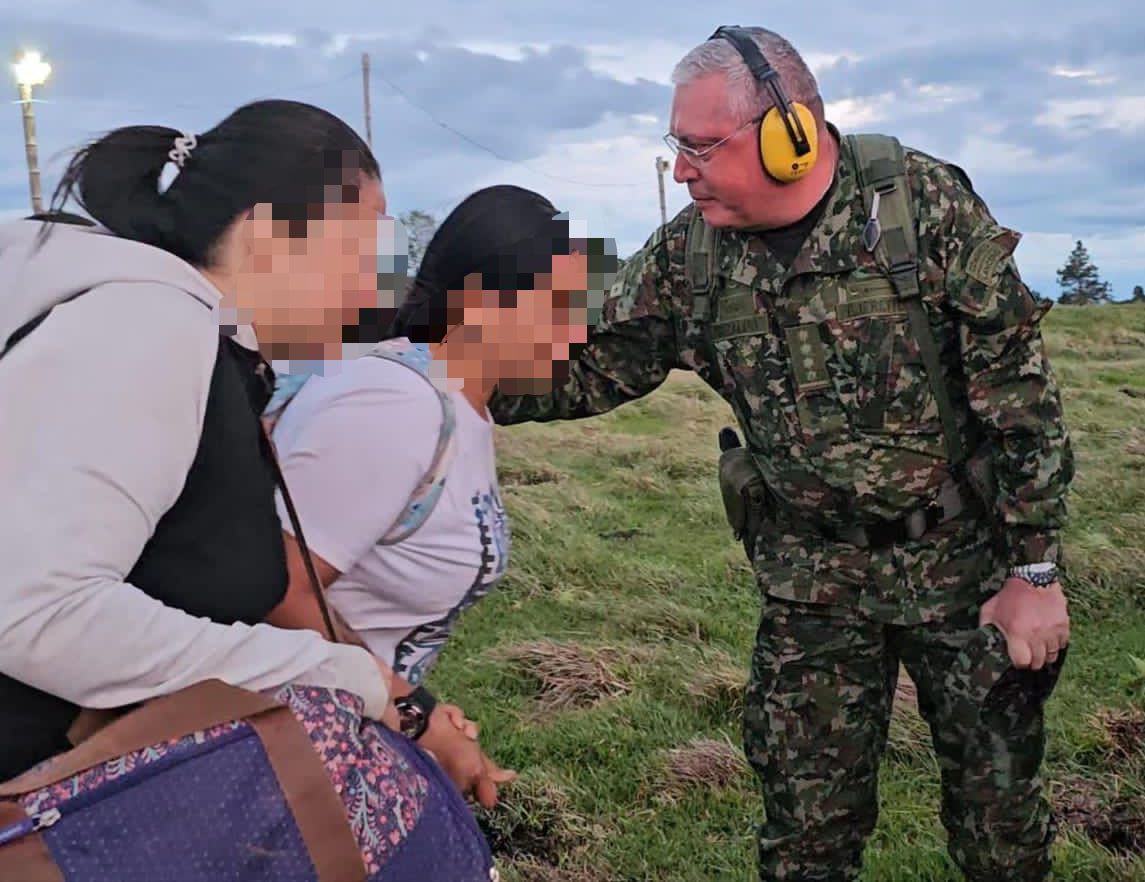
[0,290,91,363]
[684,206,719,322]
[846,133,966,468]
[363,339,458,545]
[684,207,771,452]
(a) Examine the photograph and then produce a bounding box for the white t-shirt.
[269,349,511,685]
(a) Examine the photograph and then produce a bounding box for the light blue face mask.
[263,216,411,419]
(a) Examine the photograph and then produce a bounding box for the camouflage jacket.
[490,134,1073,574]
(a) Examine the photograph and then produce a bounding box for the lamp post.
[12,50,51,214]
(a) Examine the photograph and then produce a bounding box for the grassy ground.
[430,303,1145,881]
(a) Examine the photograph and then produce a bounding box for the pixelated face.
[234,168,386,356]
[668,74,785,228]
[460,250,591,388]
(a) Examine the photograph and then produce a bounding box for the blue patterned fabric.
[2,685,498,881]
[40,730,316,881]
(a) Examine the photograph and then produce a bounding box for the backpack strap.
[684,209,775,458]
[845,132,966,469]
[263,340,457,547]
[685,206,719,322]
[0,291,91,363]
[363,339,457,546]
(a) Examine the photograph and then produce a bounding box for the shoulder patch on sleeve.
[965,240,1007,285]
[964,227,1021,286]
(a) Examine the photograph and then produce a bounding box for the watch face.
[398,701,426,738]
[1017,566,1057,587]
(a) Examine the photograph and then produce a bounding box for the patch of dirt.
[500,858,612,882]
[1053,775,1105,831]
[597,528,643,541]
[1054,775,1145,858]
[475,778,589,866]
[657,736,749,802]
[500,463,564,486]
[1091,797,1145,857]
[498,640,635,715]
[1095,706,1145,761]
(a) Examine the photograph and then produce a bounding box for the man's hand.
[979,577,1070,670]
[417,705,518,809]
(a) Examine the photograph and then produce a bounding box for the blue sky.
[2,0,1143,299]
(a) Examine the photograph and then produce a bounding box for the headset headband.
[708,26,812,157]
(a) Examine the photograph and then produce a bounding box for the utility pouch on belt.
[717,428,769,558]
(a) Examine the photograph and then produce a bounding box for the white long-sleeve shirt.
[0,219,388,719]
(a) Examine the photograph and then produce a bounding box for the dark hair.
[389,185,582,343]
[25,211,95,226]
[47,99,378,267]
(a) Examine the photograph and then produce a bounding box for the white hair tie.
[158,132,198,195]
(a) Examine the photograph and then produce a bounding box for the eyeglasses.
[663,115,763,167]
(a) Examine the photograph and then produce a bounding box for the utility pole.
[655,155,670,227]
[361,52,373,147]
[17,82,41,213]
[12,51,52,215]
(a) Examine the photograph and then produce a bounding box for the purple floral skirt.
[17,684,498,881]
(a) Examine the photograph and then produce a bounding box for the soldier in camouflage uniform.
[489,25,1074,882]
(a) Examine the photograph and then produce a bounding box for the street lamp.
[12,50,51,214]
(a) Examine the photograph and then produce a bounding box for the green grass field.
[431,303,1145,881]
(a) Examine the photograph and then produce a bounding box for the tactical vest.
[687,133,981,525]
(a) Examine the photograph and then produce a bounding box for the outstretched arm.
[490,225,688,425]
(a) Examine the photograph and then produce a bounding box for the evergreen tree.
[1056,240,1112,305]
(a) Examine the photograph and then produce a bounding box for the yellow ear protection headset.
[708,26,819,183]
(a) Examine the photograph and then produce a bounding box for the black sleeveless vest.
[0,333,288,781]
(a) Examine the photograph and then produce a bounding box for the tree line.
[402,212,1141,306]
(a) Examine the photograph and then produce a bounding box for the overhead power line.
[368,65,647,191]
[23,58,671,220]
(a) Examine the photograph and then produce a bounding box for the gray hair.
[671,28,822,125]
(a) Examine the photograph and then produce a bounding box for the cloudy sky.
[2,0,1142,299]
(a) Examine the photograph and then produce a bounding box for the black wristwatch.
[393,686,437,741]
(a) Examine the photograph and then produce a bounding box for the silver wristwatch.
[1009,562,1058,588]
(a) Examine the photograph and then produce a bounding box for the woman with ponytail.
[0,99,497,880]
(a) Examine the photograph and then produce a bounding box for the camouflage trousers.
[743,593,1066,882]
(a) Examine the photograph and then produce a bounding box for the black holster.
[717,431,770,560]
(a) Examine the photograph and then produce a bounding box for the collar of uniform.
[773,123,868,284]
[716,124,868,294]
